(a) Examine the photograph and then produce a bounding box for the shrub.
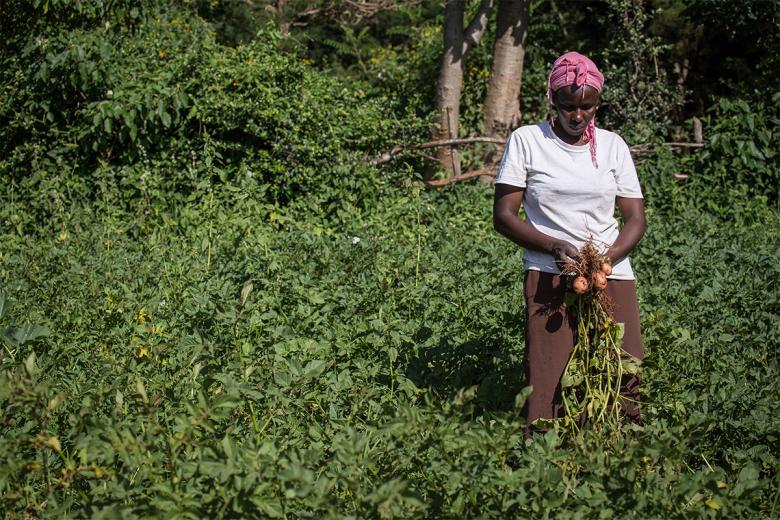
[0,3,403,219]
[695,95,780,203]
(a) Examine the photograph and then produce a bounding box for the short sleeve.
[494,131,527,188]
[614,137,643,198]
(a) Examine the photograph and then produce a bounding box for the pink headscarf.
[547,51,604,167]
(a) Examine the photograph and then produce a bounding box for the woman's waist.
[523,251,636,280]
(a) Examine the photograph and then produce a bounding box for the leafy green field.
[2,176,778,517]
[2,2,779,517]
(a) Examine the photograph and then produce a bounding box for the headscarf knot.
[574,62,589,87]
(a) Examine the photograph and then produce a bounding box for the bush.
[1,6,778,516]
[694,95,780,203]
[0,179,778,517]
[594,0,685,144]
[0,3,403,219]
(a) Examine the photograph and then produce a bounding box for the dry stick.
[370,136,506,165]
[659,142,704,148]
[424,166,496,187]
[372,138,702,165]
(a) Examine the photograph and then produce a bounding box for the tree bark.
[431,0,494,180]
[483,0,529,143]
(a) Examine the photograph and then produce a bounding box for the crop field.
[2,3,779,517]
[1,176,779,517]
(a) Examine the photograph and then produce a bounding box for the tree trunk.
[430,0,494,180]
[433,1,465,179]
[483,0,529,144]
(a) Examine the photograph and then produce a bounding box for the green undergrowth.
[1,178,778,518]
[2,2,778,517]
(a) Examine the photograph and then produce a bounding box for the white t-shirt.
[495,121,643,280]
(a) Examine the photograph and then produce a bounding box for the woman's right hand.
[551,240,579,270]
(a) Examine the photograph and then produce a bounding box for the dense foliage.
[1,0,779,518]
[2,176,779,517]
[1,1,410,218]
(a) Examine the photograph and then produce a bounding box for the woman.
[493,51,646,429]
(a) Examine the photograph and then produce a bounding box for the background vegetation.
[1,0,778,517]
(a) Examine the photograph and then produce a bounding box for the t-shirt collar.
[544,120,590,153]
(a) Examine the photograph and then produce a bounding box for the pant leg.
[523,272,645,425]
[604,279,644,422]
[523,270,576,423]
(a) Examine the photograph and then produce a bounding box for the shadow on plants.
[404,316,527,413]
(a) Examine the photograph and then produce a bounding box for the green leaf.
[24,352,36,376]
[303,359,328,379]
[10,324,49,345]
[240,281,253,307]
[614,322,625,341]
[514,386,533,410]
[221,436,234,459]
[160,110,171,128]
[0,289,8,319]
[620,355,643,375]
[705,498,721,510]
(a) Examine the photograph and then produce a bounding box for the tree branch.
[424,166,496,187]
[370,136,506,165]
[661,142,704,148]
[372,137,704,165]
[415,139,705,188]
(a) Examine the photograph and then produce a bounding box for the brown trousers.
[523,270,644,425]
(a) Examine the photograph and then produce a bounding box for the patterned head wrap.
[547,51,604,167]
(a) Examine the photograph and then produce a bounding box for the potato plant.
[0,2,778,517]
[1,177,779,517]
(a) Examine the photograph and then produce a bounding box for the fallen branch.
[373,137,703,165]
[662,141,705,148]
[629,141,704,158]
[378,137,705,188]
[370,136,506,165]
[418,140,703,187]
[424,166,496,187]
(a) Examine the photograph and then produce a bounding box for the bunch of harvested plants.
[558,239,642,433]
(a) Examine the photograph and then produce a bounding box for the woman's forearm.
[493,185,580,263]
[494,211,557,254]
[606,197,646,263]
[494,210,580,264]
[605,219,645,263]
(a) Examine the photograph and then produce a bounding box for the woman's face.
[552,85,600,139]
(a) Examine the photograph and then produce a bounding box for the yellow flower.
[159,50,166,58]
